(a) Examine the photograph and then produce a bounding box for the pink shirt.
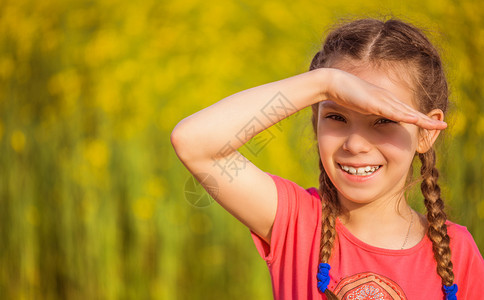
[251,174,484,299]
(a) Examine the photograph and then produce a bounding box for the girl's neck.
[337,192,427,250]
[338,190,409,222]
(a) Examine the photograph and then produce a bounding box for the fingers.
[386,98,447,130]
[328,69,447,130]
[357,85,446,130]
[413,113,447,130]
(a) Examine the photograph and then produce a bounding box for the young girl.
[171,18,484,299]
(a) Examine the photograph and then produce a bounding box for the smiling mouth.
[338,164,381,176]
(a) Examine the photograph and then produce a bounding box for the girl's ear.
[417,109,445,153]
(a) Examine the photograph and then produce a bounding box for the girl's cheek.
[318,135,343,159]
[318,122,348,138]
[372,127,418,152]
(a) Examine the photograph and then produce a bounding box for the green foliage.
[0,0,482,299]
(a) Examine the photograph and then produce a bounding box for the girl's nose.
[342,131,372,154]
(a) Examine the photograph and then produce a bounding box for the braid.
[318,160,338,263]
[419,149,455,286]
[318,159,340,300]
[312,51,340,300]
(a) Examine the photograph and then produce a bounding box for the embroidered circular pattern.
[334,272,407,300]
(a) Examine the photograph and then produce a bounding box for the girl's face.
[317,66,421,208]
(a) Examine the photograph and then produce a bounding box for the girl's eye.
[375,118,397,125]
[325,114,346,122]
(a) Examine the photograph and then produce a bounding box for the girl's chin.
[335,189,382,205]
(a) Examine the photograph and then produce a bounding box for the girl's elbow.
[171,120,207,164]
[170,122,192,161]
[170,122,183,149]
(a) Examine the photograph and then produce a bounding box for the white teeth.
[340,164,380,176]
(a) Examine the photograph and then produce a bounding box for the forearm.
[171,68,328,162]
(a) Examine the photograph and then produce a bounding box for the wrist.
[312,68,334,102]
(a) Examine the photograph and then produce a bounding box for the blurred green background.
[0,0,482,299]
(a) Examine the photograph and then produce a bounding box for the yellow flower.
[11,130,26,153]
[83,139,110,168]
[132,197,156,220]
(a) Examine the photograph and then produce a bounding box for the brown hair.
[309,18,453,299]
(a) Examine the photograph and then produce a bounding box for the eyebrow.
[319,101,383,119]
[319,101,347,112]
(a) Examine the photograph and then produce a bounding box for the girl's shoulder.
[267,173,320,200]
[446,220,474,242]
[445,220,482,259]
[445,221,484,299]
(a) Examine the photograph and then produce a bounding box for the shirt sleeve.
[447,222,484,299]
[250,173,321,265]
